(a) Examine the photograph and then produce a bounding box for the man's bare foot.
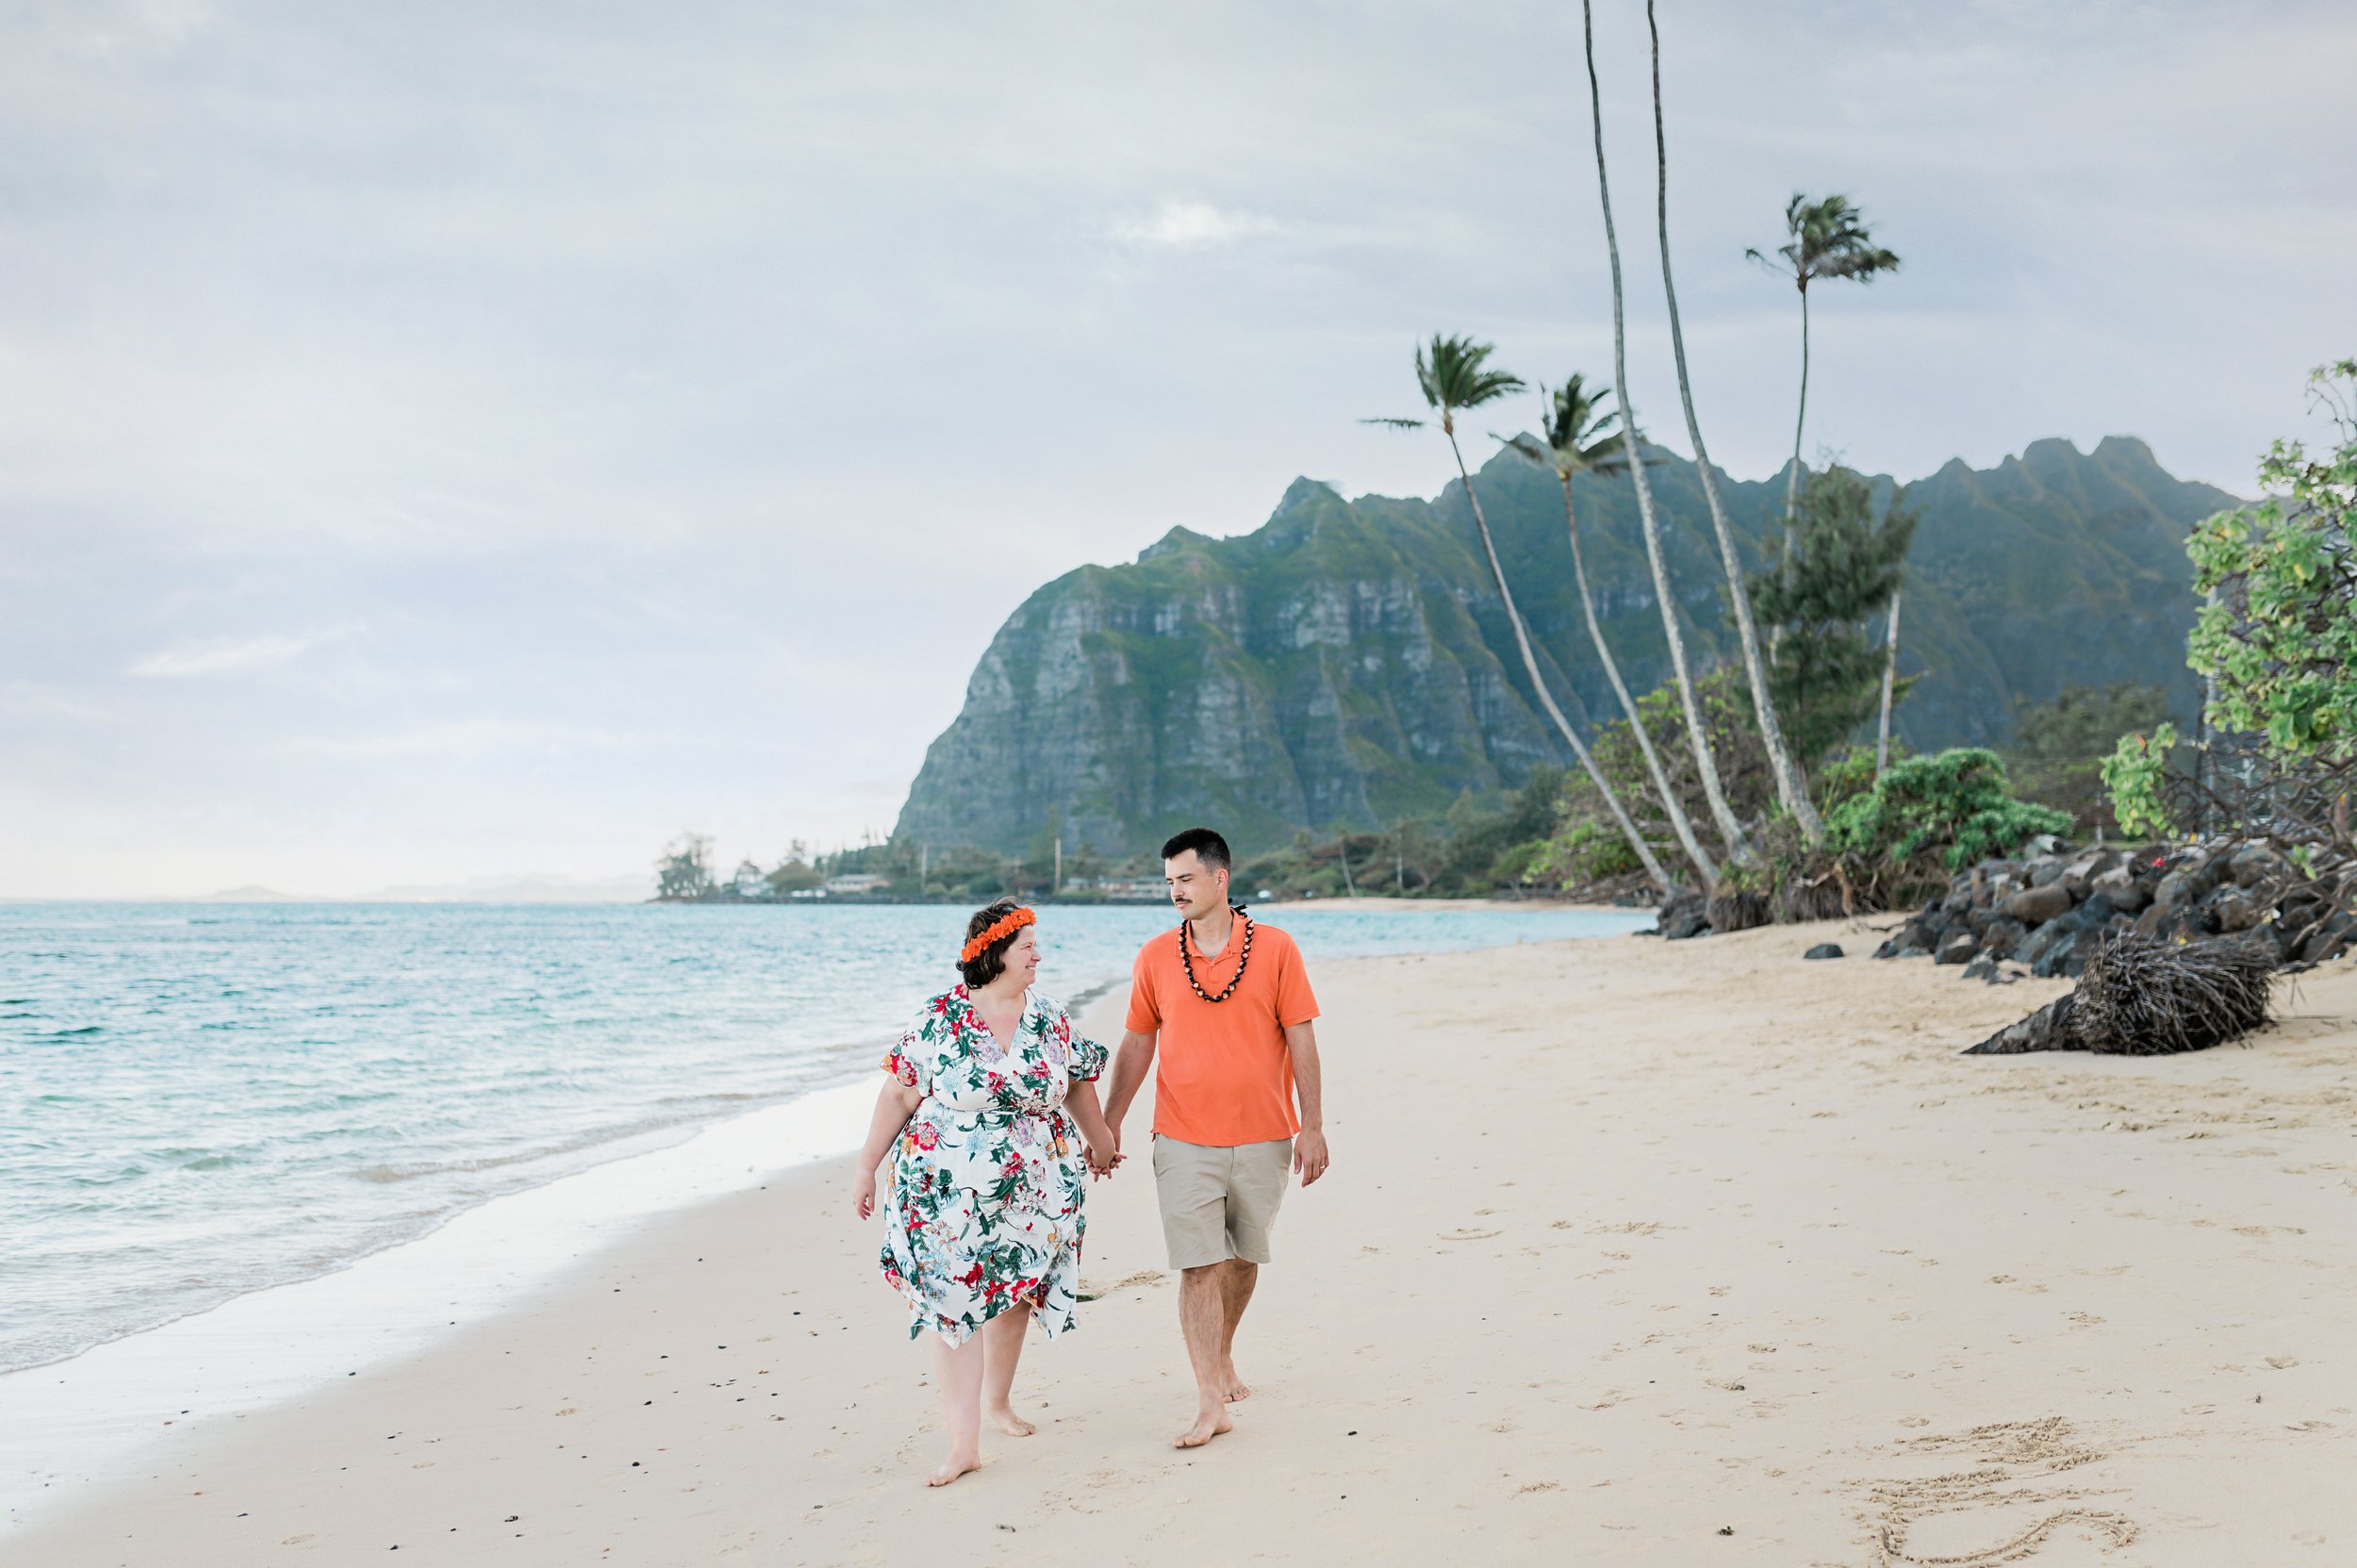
[927,1448,981,1487]
[1216,1365,1252,1403]
[985,1404,1036,1437]
[1173,1405,1234,1449]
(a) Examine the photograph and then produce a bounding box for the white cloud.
[279,720,631,762]
[127,634,313,678]
[1111,200,1278,249]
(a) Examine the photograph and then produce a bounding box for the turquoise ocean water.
[0,900,1643,1373]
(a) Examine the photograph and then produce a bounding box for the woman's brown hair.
[958,899,1027,989]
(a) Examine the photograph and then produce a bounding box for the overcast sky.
[4,0,2352,898]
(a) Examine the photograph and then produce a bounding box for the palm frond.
[1360,417,1426,430]
[1492,431,1559,471]
[1754,191,1899,288]
[1417,332,1525,416]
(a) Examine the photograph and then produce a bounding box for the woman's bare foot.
[1173,1404,1234,1449]
[927,1447,982,1487]
[985,1404,1036,1437]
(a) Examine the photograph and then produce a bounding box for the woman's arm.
[1063,1080,1121,1175]
[851,1079,923,1219]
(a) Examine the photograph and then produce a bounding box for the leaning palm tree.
[1364,334,1677,895]
[1645,0,1823,844]
[1498,375,1718,888]
[1874,566,1904,774]
[1579,0,1748,857]
[1746,191,1902,553]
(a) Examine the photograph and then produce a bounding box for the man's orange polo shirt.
[1127,917,1318,1147]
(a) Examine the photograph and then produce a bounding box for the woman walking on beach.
[850,900,1120,1486]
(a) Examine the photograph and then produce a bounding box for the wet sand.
[14,920,2357,1565]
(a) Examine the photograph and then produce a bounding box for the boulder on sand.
[1979,915,2027,960]
[2002,883,2075,926]
[1803,942,1843,961]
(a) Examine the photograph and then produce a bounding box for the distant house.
[822,873,890,896]
[1093,877,1169,900]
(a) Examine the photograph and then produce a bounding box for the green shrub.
[2099,723,2179,841]
[1528,817,1641,886]
[1824,748,2073,870]
[1811,743,1894,816]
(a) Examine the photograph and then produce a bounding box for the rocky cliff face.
[896,438,2235,857]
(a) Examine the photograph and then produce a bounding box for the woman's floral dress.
[879,986,1107,1345]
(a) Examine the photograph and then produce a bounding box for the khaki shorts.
[1152,1135,1293,1270]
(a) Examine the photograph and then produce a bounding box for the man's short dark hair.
[1161,826,1231,872]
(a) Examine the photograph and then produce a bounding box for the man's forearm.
[1103,1030,1155,1128]
[1287,1023,1323,1131]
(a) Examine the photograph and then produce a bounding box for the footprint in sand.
[1440,1228,1503,1241]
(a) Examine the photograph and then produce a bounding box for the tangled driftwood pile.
[1964,933,2279,1056]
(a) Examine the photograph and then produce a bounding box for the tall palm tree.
[1645,0,1823,844]
[1580,0,1748,857]
[1746,191,1902,553]
[1364,334,1677,895]
[1499,376,1718,888]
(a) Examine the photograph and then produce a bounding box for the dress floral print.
[879,987,1108,1345]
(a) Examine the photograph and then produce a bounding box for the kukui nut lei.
[1178,907,1254,1004]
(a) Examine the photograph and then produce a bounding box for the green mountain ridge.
[895,437,2235,857]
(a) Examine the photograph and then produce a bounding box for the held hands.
[851,1165,877,1220]
[1293,1130,1330,1187]
[1083,1122,1125,1180]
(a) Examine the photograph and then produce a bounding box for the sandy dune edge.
[15,921,2357,1565]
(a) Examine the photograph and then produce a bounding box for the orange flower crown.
[959,906,1035,965]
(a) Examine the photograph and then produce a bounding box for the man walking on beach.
[1103,826,1328,1448]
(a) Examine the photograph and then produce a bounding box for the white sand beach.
[14,922,2357,1566]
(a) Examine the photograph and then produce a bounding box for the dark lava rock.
[1804,942,1844,961]
[2151,871,2196,911]
[2003,883,2075,927]
[2089,867,2149,913]
[1960,953,2019,984]
[1661,908,1712,940]
[1872,924,1934,960]
[1935,929,1981,966]
[2229,842,2284,889]
[2027,859,2067,889]
[2026,919,2091,979]
[1980,916,2027,960]
[2300,911,2356,964]
[1651,891,1710,939]
[2208,889,2264,933]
